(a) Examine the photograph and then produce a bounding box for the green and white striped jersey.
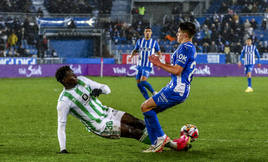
[57,76,111,135]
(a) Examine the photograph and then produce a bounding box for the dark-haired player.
[128,27,161,99]
[55,66,191,153]
[141,22,197,152]
[238,37,261,92]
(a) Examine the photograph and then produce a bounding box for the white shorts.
[99,108,125,139]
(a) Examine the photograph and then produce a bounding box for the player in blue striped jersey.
[128,27,161,99]
[140,22,197,152]
[238,38,261,92]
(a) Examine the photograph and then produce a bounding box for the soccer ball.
[180,124,199,142]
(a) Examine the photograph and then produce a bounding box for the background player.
[238,37,261,92]
[141,22,197,153]
[128,27,161,99]
[55,66,191,153]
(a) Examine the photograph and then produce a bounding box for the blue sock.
[248,78,252,87]
[144,117,157,144]
[143,110,164,139]
[140,81,155,94]
[137,83,149,99]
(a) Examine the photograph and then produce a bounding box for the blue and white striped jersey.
[133,38,160,68]
[168,41,196,91]
[240,45,260,65]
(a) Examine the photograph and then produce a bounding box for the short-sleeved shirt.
[240,45,260,65]
[133,38,160,68]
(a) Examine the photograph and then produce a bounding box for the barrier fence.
[1,64,268,78]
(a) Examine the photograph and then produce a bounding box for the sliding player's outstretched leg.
[121,113,146,130]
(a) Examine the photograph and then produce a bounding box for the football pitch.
[0,76,267,161]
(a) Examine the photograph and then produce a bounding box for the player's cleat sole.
[245,87,253,92]
[153,136,171,152]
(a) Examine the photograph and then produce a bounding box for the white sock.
[158,134,167,140]
[167,141,177,150]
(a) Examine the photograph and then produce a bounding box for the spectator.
[202,42,209,53]
[138,6,145,19]
[208,41,218,52]
[203,25,212,43]
[244,19,251,31]
[250,18,257,30]
[7,31,18,56]
[224,42,231,63]
[261,18,267,30]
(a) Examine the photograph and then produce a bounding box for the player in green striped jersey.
[55,66,191,153]
[56,66,151,153]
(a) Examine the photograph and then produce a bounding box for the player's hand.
[258,64,261,68]
[58,149,69,154]
[238,62,241,68]
[90,89,102,97]
[149,55,161,67]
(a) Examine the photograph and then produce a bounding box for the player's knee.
[141,102,147,112]
[141,76,147,81]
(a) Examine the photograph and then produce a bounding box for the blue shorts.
[136,66,152,80]
[152,86,189,113]
[244,65,254,74]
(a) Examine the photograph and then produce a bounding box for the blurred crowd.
[0,16,57,57]
[107,12,268,54]
[104,19,149,45]
[45,0,112,14]
[219,0,268,14]
[193,13,268,55]
[107,1,268,63]
[0,0,34,13]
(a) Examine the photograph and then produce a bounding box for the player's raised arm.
[149,55,183,75]
[57,101,70,153]
[78,76,111,96]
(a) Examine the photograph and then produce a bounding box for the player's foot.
[152,135,171,152]
[142,145,155,153]
[245,87,253,92]
[153,91,158,95]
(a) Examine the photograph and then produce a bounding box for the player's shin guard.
[248,78,252,87]
[143,110,165,138]
[137,83,149,99]
[140,81,155,94]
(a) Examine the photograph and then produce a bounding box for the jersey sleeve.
[240,46,245,62]
[57,100,70,151]
[175,46,190,68]
[154,40,160,52]
[78,76,111,94]
[255,46,260,64]
[133,39,141,51]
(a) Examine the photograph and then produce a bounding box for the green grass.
[0,76,268,161]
